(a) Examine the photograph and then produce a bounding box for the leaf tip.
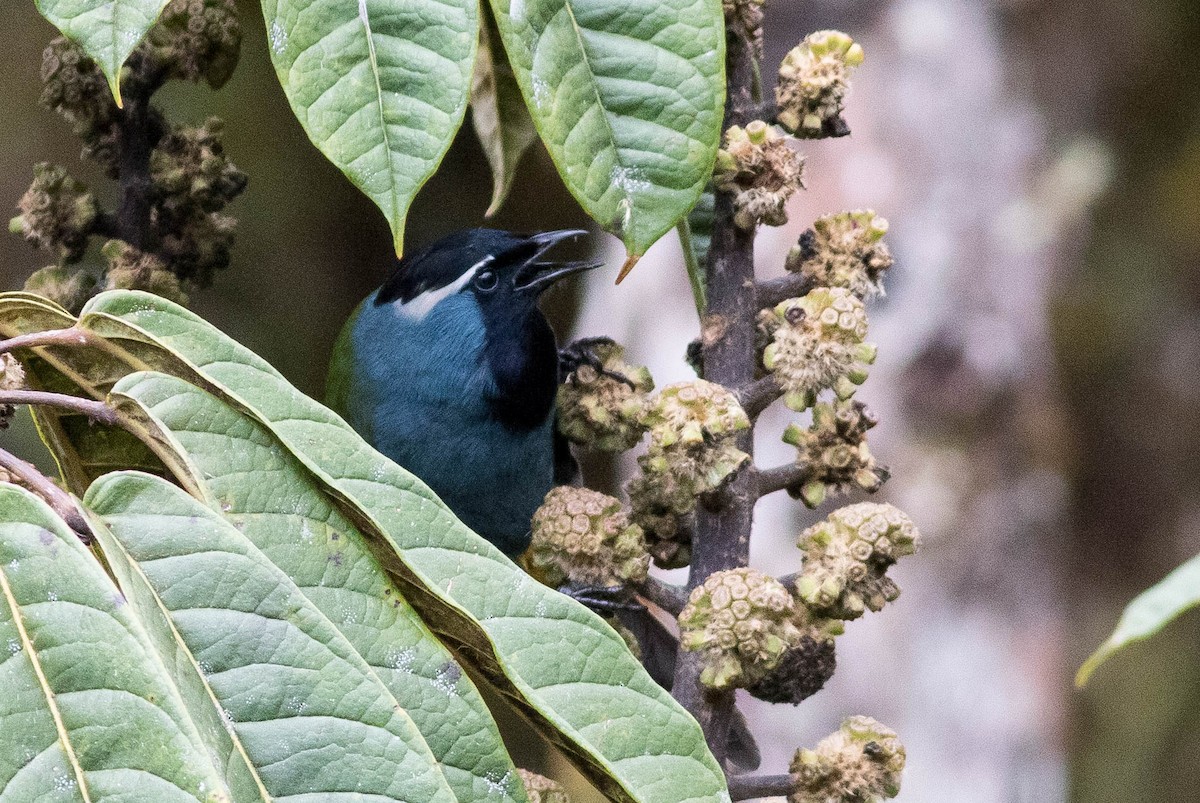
[484,193,504,219]
[1076,642,1115,688]
[615,253,641,284]
[111,76,124,109]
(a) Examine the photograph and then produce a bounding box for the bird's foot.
[560,583,645,613]
[559,337,641,389]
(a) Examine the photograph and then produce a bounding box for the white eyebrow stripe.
[393,256,492,322]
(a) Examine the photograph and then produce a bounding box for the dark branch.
[737,375,782,419]
[93,210,121,239]
[757,273,815,309]
[0,390,122,427]
[728,773,792,801]
[635,575,688,616]
[116,91,156,250]
[671,19,761,764]
[0,447,92,542]
[756,462,806,498]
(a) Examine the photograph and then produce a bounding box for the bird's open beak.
[515,230,603,293]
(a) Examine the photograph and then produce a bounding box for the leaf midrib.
[0,563,94,803]
[356,0,399,222]
[96,529,275,802]
[556,0,630,213]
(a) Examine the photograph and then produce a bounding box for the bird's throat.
[481,312,559,432]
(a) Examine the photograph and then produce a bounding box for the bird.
[328,227,763,769]
[326,228,597,558]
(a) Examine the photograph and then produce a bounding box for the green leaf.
[84,471,460,803]
[0,482,229,801]
[471,9,539,216]
[487,0,725,263]
[260,0,478,254]
[98,372,524,803]
[34,0,170,102]
[80,290,729,803]
[1077,552,1200,687]
[0,291,524,803]
[0,293,167,492]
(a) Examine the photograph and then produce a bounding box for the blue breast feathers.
[335,292,556,556]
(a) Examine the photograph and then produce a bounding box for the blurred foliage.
[1009,0,1200,797]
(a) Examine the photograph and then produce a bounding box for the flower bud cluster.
[149,119,246,285]
[678,568,802,690]
[149,0,242,89]
[714,121,805,230]
[529,486,649,588]
[628,381,750,567]
[0,353,26,429]
[102,241,189,306]
[10,164,99,263]
[776,30,864,138]
[557,341,653,452]
[517,770,571,803]
[745,604,842,705]
[781,399,888,508]
[760,289,876,411]
[23,266,99,315]
[152,119,248,214]
[39,38,121,167]
[789,716,905,803]
[794,503,919,620]
[786,211,893,298]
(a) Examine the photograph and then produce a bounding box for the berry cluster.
[789,716,906,803]
[786,211,894,299]
[781,399,889,508]
[557,340,653,452]
[630,380,750,567]
[678,568,802,690]
[529,486,649,588]
[760,289,877,412]
[776,30,864,138]
[11,0,245,312]
[714,121,806,230]
[793,503,920,620]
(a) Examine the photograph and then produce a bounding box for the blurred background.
[3,0,1199,799]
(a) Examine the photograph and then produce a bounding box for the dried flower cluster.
[789,716,906,803]
[11,0,246,312]
[714,121,806,230]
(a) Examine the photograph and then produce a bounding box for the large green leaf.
[84,471,460,803]
[1077,552,1200,687]
[260,0,478,253]
[0,483,229,802]
[0,293,524,803]
[78,290,729,803]
[95,377,525,803]
[487,0,725,264]
[471,9,539,216]
[34,0,169,101]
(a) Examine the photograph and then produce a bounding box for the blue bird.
[328,228,763,767]
[326,228,596,557]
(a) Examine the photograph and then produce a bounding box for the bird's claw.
[560,583,645,613]
[559,337,639,389]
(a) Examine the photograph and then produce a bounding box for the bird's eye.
[473,270,498,292]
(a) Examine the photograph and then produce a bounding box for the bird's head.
[373,228,598,325]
